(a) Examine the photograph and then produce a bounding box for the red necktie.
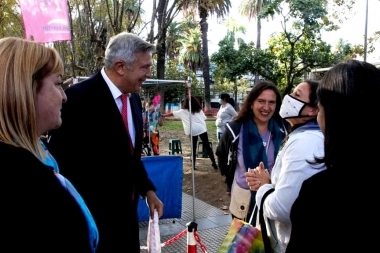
[121,94,136,200]
[121,94,134,154]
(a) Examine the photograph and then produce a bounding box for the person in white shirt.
[215,93,238,142]
[162,96,218,170]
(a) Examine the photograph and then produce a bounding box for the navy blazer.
[48,71,156,252]
[0,142,93,252]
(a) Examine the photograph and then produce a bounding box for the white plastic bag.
[147,210,161,253]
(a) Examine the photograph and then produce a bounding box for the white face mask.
[279,94,309,119]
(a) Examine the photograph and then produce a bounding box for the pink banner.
[19,0,71,43]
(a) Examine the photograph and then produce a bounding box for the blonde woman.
[0,37,98,252]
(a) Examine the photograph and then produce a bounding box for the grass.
[160,118,217,143]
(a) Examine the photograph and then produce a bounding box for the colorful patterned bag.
[218,215,264,253]
[218,189,275,253]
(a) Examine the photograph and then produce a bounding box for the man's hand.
[146,190,164,219]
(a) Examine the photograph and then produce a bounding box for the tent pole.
[186,77,197,222]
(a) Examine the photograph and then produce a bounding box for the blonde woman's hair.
[0,37,64,161]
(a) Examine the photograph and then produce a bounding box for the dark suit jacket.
[48,71,156,253]
[0,142,93,252]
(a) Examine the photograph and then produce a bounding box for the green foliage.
[0,0,25,38]
[211,78,235,94]
[244,46,283,85]
[179,27,202,72]
[266,31,336,94]
[211,32,242,80]
[166,19,198,60]
[330,0,356,25]
[368,31,380,54]
[211,30,253,102]
[251,0,335,94]
[330,38,358,64]
[0,0,24,38]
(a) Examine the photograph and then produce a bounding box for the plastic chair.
[169,139,182,154]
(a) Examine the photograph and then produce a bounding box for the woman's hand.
[245,162,270,191]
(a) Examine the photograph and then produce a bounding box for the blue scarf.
[241,118,285,224]
[242,118,283,171]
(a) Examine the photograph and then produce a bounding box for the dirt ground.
[157,127,231,214]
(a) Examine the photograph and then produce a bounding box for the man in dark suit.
[48,32,164,253]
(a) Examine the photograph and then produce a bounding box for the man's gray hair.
[104,32,155,69]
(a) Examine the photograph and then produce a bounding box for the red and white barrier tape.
[140,229,187,250]
[140,228,209,252]
[194,231,208,253]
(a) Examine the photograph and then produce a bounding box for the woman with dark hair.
[162,96,217,170]
[215,93,238,142]
[216,81,286,224]
[246,80,325,252]
[285,60,380,253]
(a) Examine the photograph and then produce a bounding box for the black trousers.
[191,131,216,167]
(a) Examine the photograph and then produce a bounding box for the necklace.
[260,131,271,154]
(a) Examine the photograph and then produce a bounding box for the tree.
[145,0,184,113]
[180,0,231,115]
[166,21,183,60]
[147,0,183,79]
[45,0,148,78]
[244,45,283,85]
[368,31,380,55]
[239,0,272,48]
[211,30,248,106]
[179,27,202,72]
[0,0,24,38]
[253,0,337,94]
[106,0,144,34]
[239,0,273,84]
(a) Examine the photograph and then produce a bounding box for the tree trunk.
[156,33,167,113]
[254,17,262,84]
[199,7,212,116]
[155,0,168,113]
[67,0,76,77]
[156,35,166,79]
[256,17,261,49]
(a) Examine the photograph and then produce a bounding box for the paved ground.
[139,192,232,253]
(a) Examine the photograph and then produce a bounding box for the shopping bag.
[147,210,161,253]
[219,188,276,253]
[218,206,264,253]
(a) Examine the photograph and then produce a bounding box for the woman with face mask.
[215,93,238,142]
[245,80,326,253]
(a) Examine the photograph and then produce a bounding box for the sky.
[141,0,380,63]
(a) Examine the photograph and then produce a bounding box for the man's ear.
[114,60,126,75]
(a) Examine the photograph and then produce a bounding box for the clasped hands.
[245,161,271,191]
